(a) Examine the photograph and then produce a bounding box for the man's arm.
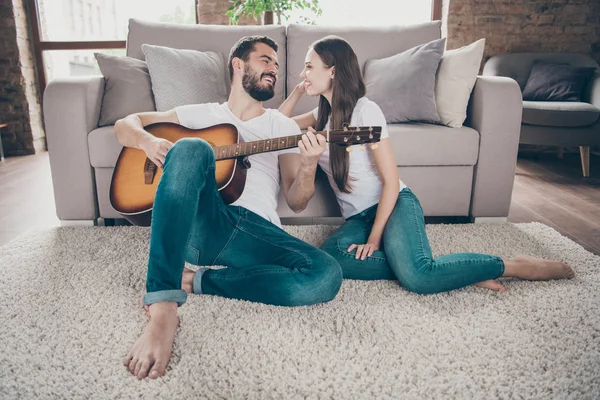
[279,128,326,213]
[114,110,179,168]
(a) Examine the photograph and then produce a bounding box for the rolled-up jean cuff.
[193,267,209,295]
[143,289,187,307]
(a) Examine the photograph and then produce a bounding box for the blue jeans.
[320,188,505,294]
[143,138,343,307]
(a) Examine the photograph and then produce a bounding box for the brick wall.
[444,0,600,65]
[197,0,261,25]
[0,0,45,156]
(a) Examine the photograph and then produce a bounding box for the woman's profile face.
[299,48,334,97]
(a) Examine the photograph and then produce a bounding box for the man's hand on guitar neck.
[299,126,327,168]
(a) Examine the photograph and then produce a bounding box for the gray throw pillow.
[364,38,446,123]
[522,60,596,102]
[94,53,156,127]
[141,44,228,111]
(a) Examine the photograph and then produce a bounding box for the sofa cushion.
[142,44,228,111]
[387,123,479,166]
[522,101,600,127]
[286,21,442,115]
[88,126,122,168]
[482,53,599,95]
[94,53,156,127]
[435,38,486,128]
[87,123,480,169]
[126,18,286,110]
[522,60,596,102]
[364,38,445,124]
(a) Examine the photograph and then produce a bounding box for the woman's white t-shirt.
[312,97,407,219]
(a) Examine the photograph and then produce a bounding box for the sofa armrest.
[465,76,522,219]
[587,70,600,109]
[43,76,105,221]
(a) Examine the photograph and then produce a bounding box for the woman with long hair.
[279,35,574,293]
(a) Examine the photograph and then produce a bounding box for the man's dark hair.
[228,36,278,80]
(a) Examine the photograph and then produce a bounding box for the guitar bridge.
[144,158,157,184]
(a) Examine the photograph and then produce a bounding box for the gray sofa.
[43,19,522,226]
[483,53,600,177]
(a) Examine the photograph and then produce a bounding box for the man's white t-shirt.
[175,102,301,227]
[310,97,407,219]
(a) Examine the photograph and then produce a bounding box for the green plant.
[226,0,322,25]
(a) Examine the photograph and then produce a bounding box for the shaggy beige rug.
[0,222,598,399]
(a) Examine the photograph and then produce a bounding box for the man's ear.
[232,57,244,76]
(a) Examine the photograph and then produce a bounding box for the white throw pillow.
[435,38,486,128]
[142,44,228,111]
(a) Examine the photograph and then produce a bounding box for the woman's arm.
[279,81,317,130]
[369,138,400,241]
[352,138,400,260]
[278,81,306,117]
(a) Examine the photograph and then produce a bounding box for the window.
[288,0,433,26]
[38,0,196,41]
[35,0,196,83]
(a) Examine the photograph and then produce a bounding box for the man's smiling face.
[241,42,280,102]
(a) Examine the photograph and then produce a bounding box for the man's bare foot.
[123,302,179,380]
[475,279,507,291]
[182,268,195,294]
[503,256,575,280]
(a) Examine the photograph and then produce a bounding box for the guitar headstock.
[326,126,382,147]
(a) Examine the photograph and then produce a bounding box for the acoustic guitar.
[110,122,382,226]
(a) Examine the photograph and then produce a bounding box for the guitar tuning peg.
[359,145,365,151]
[346,146,353,153]
[370,143,379,150]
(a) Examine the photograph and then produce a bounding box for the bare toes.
[475,280,507,292]
[123,355,132,366]
[149,360,166,379]
[137,361,151,380]
[128,358,138,374]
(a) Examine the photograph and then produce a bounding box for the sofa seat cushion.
[522,101,600,127]
[89,126,122,168]
[387,123,479,166]
[89,123,480,169]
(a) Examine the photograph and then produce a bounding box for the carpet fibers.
[0,222,598,399]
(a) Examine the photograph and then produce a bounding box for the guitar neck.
[213,132,323,161]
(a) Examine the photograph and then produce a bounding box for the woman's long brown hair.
[312,36,366,193]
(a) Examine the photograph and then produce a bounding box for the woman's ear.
[330,66,335,79]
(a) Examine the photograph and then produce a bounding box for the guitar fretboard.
[213,133,306,160]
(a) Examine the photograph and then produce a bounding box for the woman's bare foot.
[123,302,179,380]
[475,279,507,291]
[503,256,575,280]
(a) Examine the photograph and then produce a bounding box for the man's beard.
[242,66,275,102]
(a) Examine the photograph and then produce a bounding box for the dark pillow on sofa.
[522,60,596,102]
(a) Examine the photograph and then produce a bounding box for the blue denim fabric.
[143,138,343,307]
[320,188,505,294]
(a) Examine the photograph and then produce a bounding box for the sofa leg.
[472,217,508,224]
[580,146,590,177]
[60,220,95,227]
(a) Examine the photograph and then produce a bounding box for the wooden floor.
[0,151,599,255]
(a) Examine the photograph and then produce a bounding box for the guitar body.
[110,123,246,226]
